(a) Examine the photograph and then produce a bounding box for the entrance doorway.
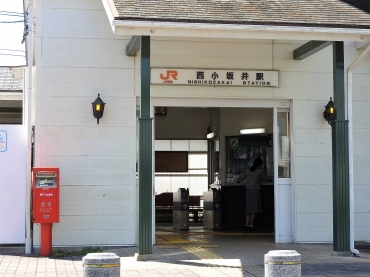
[152,98,293,243]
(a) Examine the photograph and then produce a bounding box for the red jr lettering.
[160,70,178,81]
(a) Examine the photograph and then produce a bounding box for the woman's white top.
[238,169,267,189]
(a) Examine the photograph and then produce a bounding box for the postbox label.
[34,189,59,223]
[39,192,54,197]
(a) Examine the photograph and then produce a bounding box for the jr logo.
[160,70,178,83]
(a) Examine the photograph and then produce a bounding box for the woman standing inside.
[237,157,267,230]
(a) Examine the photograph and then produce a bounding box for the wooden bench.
[155,193,203,223]
[155,192,174,223]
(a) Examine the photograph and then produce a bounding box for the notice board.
[155,151,188,172]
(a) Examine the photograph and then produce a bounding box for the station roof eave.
[102,0,370,42]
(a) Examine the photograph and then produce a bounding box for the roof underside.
[112,0,370,29]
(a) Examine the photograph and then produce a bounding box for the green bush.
[51,247,103,257]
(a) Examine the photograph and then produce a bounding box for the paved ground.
[1,226,370,277]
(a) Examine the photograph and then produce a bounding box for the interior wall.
[220,108,273,136]
[155,107,272,140]
[155,107,210,139]
[219,108,273,182]
[209,108,220,135]
[155,107,273,182]
[154,107,209,196]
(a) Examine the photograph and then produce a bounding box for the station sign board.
[151,68,279,87]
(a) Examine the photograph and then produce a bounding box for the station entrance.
[152,99,292,244]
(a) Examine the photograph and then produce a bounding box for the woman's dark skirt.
[245,188,262,214]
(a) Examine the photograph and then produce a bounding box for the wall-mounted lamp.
[91,94,106,124]
[323,97,334,124]
[240,128,265,135]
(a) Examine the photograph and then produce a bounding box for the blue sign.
[0,131,7,152]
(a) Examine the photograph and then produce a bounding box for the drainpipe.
[25,1,33,255]
[347,42,370,256]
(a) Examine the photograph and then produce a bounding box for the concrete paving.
[1,226,370,277]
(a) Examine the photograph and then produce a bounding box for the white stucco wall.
[350,45,370,241]
[33,0,137,247]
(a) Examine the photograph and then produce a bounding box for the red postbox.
[32,167,59,256]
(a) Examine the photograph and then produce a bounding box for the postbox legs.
[40,223,53,256]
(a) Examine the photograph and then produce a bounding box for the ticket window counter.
[218,109,292,239]
[220,183,274,231]
[221,135,274,231]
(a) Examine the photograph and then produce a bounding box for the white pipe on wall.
[273,107,279,243]
[25,2,33,255]
[346,43,370,257]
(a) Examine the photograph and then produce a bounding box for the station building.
[1,0,370,254]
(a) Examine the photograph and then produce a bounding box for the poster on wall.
[151,68,279,87]
[0,125,27,244]
[0,130,7,152]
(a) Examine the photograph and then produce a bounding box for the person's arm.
[237,170,247,183]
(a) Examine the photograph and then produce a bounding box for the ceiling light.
[240,128,265,135]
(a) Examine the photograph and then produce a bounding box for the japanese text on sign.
[151,68,279,87]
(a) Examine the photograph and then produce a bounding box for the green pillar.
[138,36,153,255]
[331,41,350,252]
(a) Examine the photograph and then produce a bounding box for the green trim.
[138,36,153,255]
[331,42,350,252]
[333,42,345,121]
[140,36,151,119]
[331,120,350,251]
[293,41,332,60]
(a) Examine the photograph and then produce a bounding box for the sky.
[0,0,27,66]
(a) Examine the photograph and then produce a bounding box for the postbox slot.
[36,173,57,178]
[36,174,57,188]
[37,179,56,187]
